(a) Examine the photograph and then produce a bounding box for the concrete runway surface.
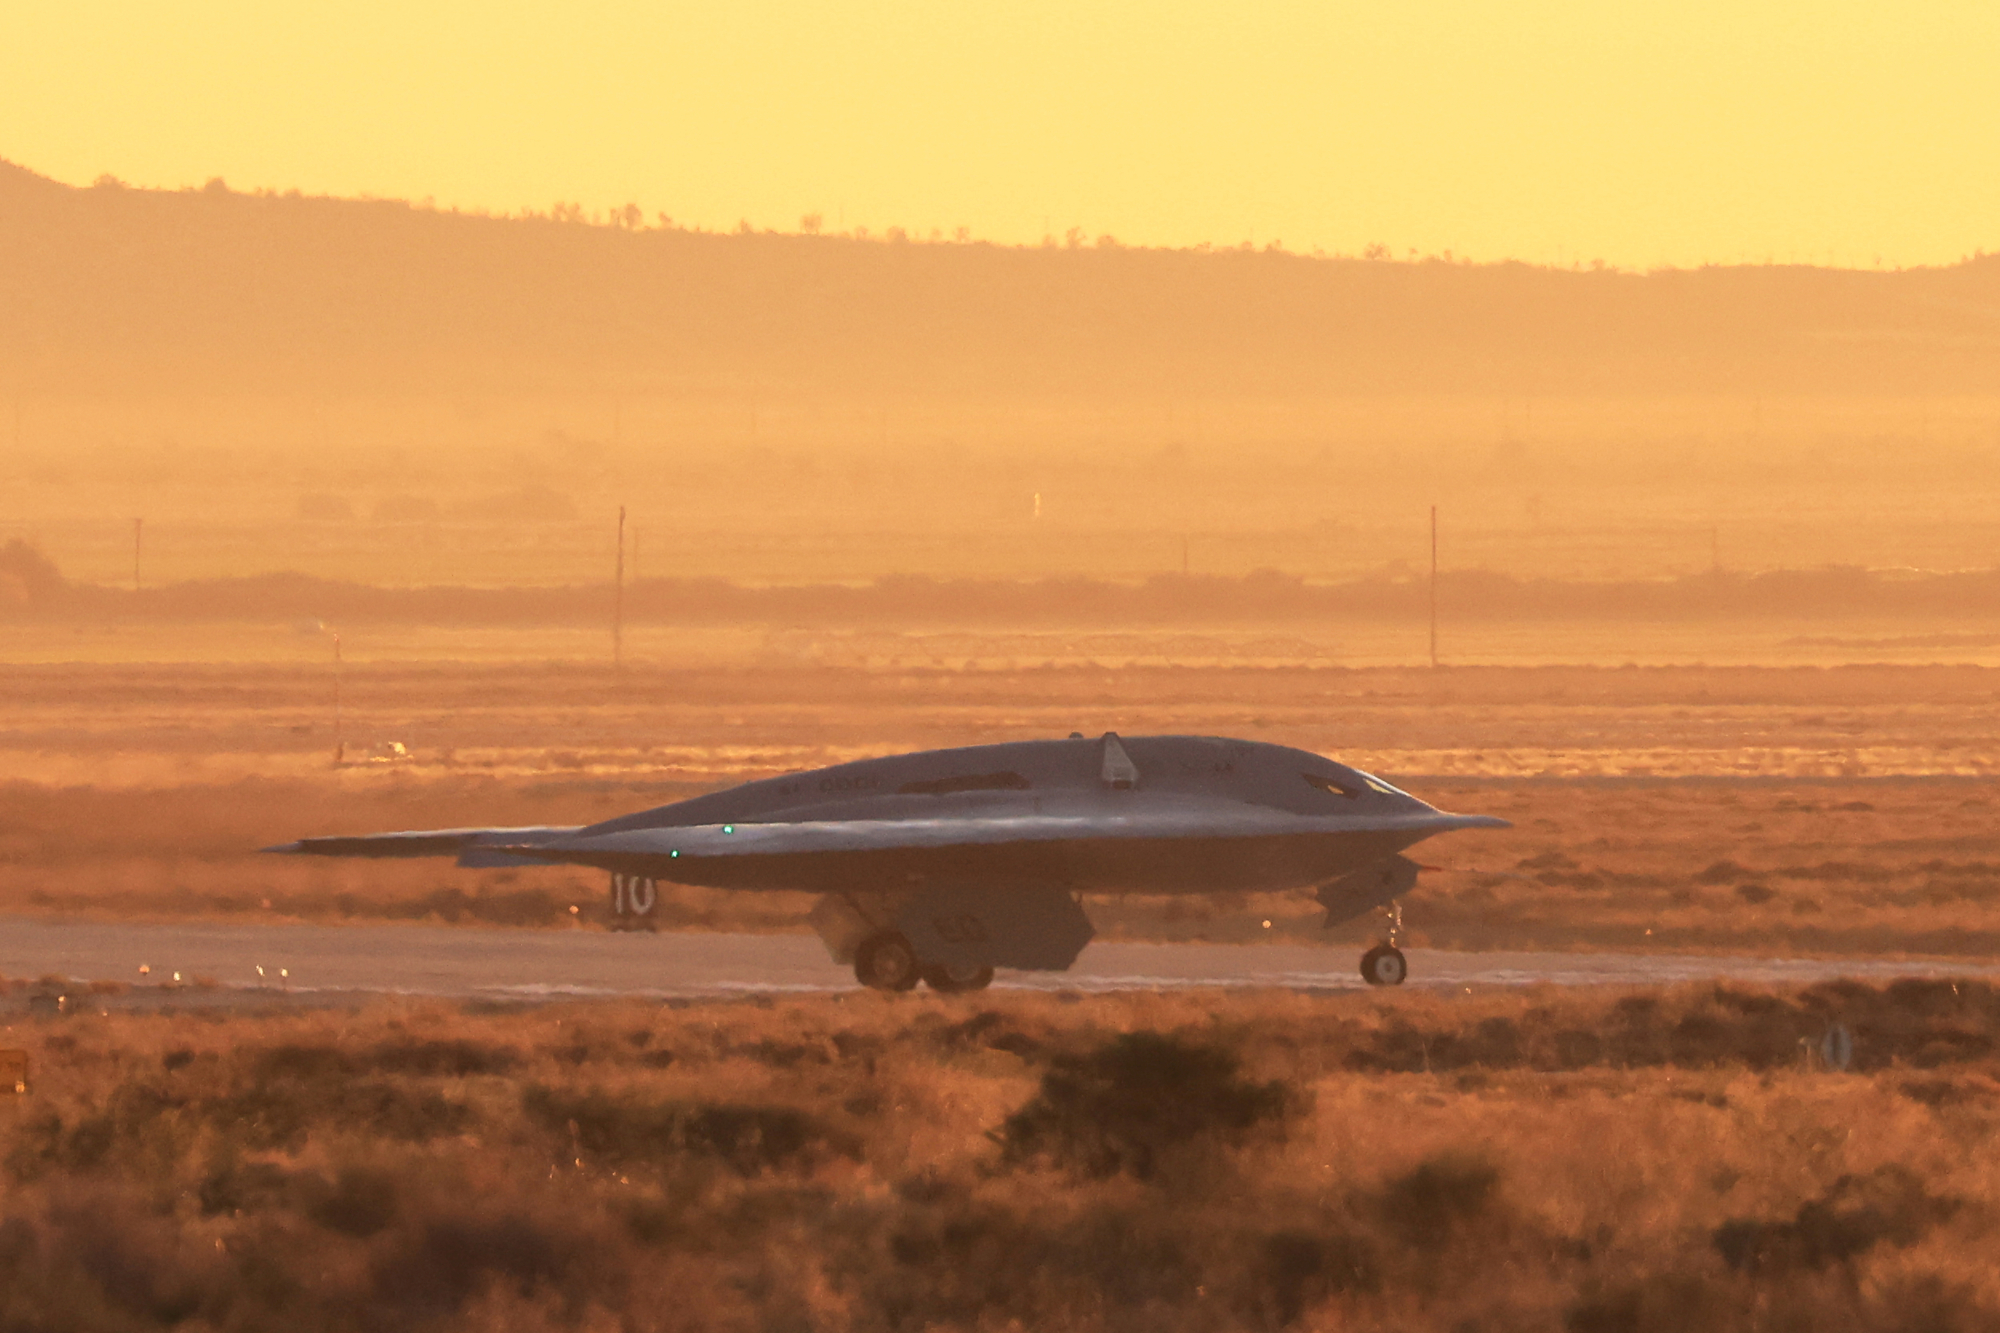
[3,917,1995,1004]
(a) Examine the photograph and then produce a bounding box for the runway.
[3,917,1995,1004]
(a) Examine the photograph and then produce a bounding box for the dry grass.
[2,980,1998,1331]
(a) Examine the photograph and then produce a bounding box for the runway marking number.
[611,874,658,917]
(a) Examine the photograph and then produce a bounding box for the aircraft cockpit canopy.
[1303,767,1408,801]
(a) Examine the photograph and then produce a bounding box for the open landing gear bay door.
[1316,854,1420,928]
[810,883,1094,972]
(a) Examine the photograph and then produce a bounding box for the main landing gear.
[923,961,997,993]
[853,931,994,993]
[1360,900,1409,987]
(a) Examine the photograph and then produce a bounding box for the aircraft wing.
[502,807,1507,864]
[262,826,583,868]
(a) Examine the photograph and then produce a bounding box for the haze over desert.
[7,2,2000,1327]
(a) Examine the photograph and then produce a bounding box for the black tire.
[1360,944,1408,987]
[855,931,921,992]
[922,962,996,993]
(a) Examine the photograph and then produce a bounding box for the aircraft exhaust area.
[2,917,1992,1011]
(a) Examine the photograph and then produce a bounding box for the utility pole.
[1428,505,1439,670]
[613,505,626,669]
[332,632,343,764]
[132,518,143,592]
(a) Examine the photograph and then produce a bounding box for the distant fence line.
[6,539,2000,626]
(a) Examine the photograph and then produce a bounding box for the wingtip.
[259,841,305,855]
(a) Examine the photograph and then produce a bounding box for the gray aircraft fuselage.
[271,733,1507,988]
[462,733,1503,896]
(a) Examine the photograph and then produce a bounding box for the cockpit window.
[898,771,1032,796]
[1348,768,1409,797]
[1303,772,1364,800]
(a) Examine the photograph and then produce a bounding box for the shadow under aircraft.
[267,733,1508,990]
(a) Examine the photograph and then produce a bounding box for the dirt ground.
[5,660,1997,958]
[1,981,1997,1332]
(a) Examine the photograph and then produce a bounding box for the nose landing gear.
[1360,900,1408,986]
[1360,944,1408,986]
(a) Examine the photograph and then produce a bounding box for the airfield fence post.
[614,505,626,669]
[332,633,342,763]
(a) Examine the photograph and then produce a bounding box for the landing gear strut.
[1360,900,1408,986]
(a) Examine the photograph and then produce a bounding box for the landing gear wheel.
[922,962,995,994]
[1360,944,1408,987]
[854,931,921,992]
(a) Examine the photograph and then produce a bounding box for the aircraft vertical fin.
[1100,732,1139,790]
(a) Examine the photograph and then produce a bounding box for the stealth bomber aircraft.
[267,733,1508,991]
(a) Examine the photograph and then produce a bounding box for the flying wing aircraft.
[266,733,1507,991]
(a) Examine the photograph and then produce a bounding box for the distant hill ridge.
[3,157,1998,400]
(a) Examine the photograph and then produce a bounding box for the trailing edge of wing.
[261,826,583,865]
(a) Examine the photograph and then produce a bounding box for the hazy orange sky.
[7,1,1998,269]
